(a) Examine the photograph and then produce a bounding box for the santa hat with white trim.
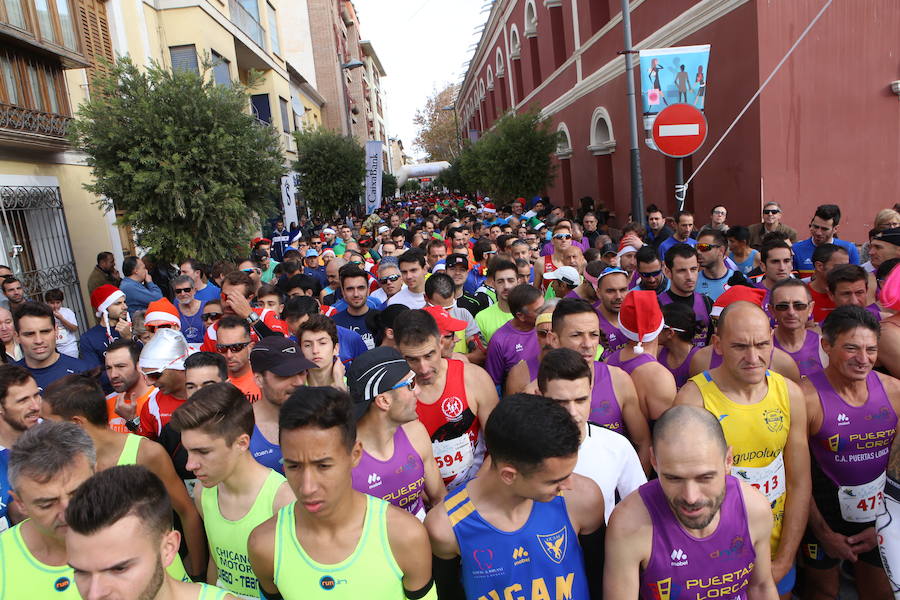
[144,298,181,328]
[482,202,496,214]
[90,284,126,340]
[709,285,767,317]
[617,290,665,354]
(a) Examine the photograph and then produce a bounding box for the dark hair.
[551,298,597,333]
[660,302,697,343]
[105,338,142,365]
[760,230,791,246]
[485,394,580,474]
[13,301,54,332]
[122,255,140,277]
[221,271,254,298]
[398,248,426,268]
[508,284,542,317]
[97,251,114,265]
[426,238,446,254]
[42,374,108,427]
[391,227,408,241]
[674,210,693,223]
[814,204,841,226]
[281,295,319,321]
[180,258,207,278]
[338,265,369,288]
[257,284,285,305]
[424,272,455,299]
[821,305,879,345]
[473,238,495,262]
[487,258,516,279]
[495,234,513,252]
[770,277,810,301]
[1,277,21,292]
[282,274,321,297]
[635,245,659,266]
[279,386,355,450]
[210,260,236,282]
[664,243,698,269]
[725,225,750,244]
[282,249,302,263]
[537,348,591,392]
[184,351,228,380]
[811,243,848,268]
[171,382,254,443]
[514,258,531,271]
[0,364,34,405]
[760,240,792,263]
[43,288,64,303]
[217,314,251,336]
[876,258,900,282]
[66,465,172,538]
[394,309,440,347]
[299,313,338,345]
[696,228,727,247]
[826,264,868,293]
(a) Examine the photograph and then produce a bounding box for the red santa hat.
[144,298,181,328]
[482,202,496,214]
[617,290,664,354]
[90,284,126,341]
[710,285,767,317]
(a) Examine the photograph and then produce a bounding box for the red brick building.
[457,0,900,241]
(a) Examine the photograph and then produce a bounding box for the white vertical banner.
[281,172,299,227]
[364,140,383,215]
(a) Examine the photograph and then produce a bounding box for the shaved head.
[653,405,727,457]
[717,301,769,337]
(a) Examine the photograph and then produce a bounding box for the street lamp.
[340,60,366,137]
[341,60,365,70]
[441,104,462,156]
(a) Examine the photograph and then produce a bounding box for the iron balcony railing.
[0,103,71,138]
[228,0,265,49]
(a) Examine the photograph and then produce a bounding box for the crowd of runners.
[1,195,900,599]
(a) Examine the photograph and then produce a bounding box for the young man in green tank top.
[171,382,294,599]
[2,421,95,598]
[39,374,208,581]
[248,386,437,600]
[66,464,238,600]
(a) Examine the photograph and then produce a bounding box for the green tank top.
[273,495,404,599]
[0,521,80,598]
[201,469,286,598]
[115,433,191,583]
[198,582,231,599]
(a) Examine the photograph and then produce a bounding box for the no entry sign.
[651,104,708,158]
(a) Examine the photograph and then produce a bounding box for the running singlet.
[250,425,284,474]
[351,426,426,519]
[606,349,655,375]
[691,370,790,554]
[197,583,231,599]
[0,522,80,598]
[658,346,700,388]
[659,291,710,347]
[0,446,9,532]
[202,469,285,598]
[877,476,900,598]
[272,496,405,599]
[590,361,627,435]
[416,359,483,490]
[773,330,824,378]
[447,485,589,600]
[106,387,158,433]
[597,312,626,360]
[807,370,896,524]
[639,476,756,600]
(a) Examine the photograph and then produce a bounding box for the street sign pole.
[621,0,644,223]
[674,157,685,212]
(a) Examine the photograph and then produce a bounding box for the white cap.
[322,227,336,235]
[377,225,390,234]
[138,329,190,372]
[542,265,581,287]
[616,245,638,258]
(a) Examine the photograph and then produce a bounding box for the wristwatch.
[246,312,260,325]
[125,417,140,432]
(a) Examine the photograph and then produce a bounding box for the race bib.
[839,472,886,523]
[432,435,474,486]
[732,452,786,504]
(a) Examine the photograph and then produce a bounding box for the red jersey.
[415,359,483,491]
[808,284,835,324]
[200,308,288,352]
[543,254,558,274]
[137,392,185,439]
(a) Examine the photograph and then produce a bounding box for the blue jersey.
[17,353,90,390]
[0,446,10,531]
[250,425,283,474]
[793,237,859,277]
[447,485,589,600]
[657,236,696,261]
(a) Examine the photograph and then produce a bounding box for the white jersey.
[575,422,647,523]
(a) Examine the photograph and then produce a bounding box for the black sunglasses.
[639,269,662,278]
[174,287,192,294]
[379,274,401,285]
[216,341,252,354]
[763,209,781,215]
[202,312,223,321]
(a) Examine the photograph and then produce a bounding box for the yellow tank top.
[690,369,790,555]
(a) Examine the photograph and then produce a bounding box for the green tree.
[462,108,558,203]
[293,128,365,218]
[382,172,397,198]
[69,57,286,265]
[401,179,421,193]
[413,83,460,161]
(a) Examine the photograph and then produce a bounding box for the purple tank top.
[659,345,701,388]
[658,291,710,347]
[590,361,627,436]
[351,426,426,517]
[866,303,882,322]
[709,350,723,369]
[773,330,824,378]
[606,348,656,375]
[639,476,756,600]
[596,310,626,360]
[808,370,897,486]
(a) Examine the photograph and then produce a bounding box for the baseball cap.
[600,242,617,256]
[423,306,467,335]
[873,228,900,247]
[250,337,316,376]
[445,254,469,270]
[542,266,581,287]
[305,249,319,258]
[377,225,390,235]
[347,347,414,420]
[597,267,629,283]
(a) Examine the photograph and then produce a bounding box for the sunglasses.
[202,312,222,321]
[639,269,662,278]
[483,250,497,256]
[216,341,252,354]
[553,233,573,240]
[147,323,174,332]
[763,209,781,215]
[773,302,809,312]
[241,267,261,274]
[174,287,193,294]
[379,274,401,284]
[695,243,721,252]
[712,210,726,215]
[390,378,416,392]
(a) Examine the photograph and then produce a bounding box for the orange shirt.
[229,369,261,403]
[106,387,158,433]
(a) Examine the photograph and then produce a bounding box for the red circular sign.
[651,104,708,158]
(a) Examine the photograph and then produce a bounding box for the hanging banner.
[280,172,299,228]
[639,44,710,115]
[364,140,383,215]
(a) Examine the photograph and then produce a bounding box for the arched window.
[588,107,616,154]
[556,122,572,159]
[524,0,538,38]
[487,66,494,90]
[479,80,486,100]
[495,49,504,76]
[509,25,521,59]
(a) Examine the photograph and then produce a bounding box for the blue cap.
[597,267,629,282]
[305,249,319,258]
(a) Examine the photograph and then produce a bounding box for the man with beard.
[534,223,574,291]
[217,316,261,404]
[659,245,712,347]
[604,405,778,599]
[65,465,236,599]
[793,204,859,278]
[0,364,41,530]
[695,229,748,301]
[676,302,810,597]
[332,265,378,350]
[594,267,630,359]
[137,330,191,439]
[16,302,90,389]
[105,339,159,433]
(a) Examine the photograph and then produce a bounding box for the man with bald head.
[604,405,778,599]
[675,301,810,599]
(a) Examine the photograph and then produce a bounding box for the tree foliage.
[382,172,397,198]
[293,127,365,218]
[460,109,558,203]
[401,179,421,193]
[413,83,460,162]
[69,57,286,265]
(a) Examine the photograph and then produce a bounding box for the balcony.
[0,103,71,150]
[228,0,265,49]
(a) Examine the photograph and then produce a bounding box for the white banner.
[364,141,383,215]
[281,172,299,227]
